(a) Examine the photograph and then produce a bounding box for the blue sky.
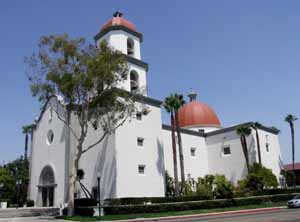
[1,0,300,165]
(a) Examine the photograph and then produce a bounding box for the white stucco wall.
[254,129,283,180]
[115,102,165,198]
[29,97,67,207]
[78,127,117,201]
[206,130,254,184]
[162,128,209,180]
[206,128,282,184]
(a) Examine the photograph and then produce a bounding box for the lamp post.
[97,172,101,217]
[16,179,22,208]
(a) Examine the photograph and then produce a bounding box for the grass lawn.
[59,202,286,221]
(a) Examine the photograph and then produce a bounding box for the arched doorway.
[37,166,56,207]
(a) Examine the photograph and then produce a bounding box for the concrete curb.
[105,206,286,222]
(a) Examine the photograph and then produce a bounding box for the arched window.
[39,166,55,185]
[127,38,134,56]
[47,130,54,145]
[130,70,139,91]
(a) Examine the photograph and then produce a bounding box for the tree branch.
[81,111,130,154]
[81,131,108,154]
[53,103,79,141]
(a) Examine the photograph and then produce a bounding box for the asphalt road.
[161,208,300,222]
[0,208,299,222]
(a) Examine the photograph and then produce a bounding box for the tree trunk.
[171,112,179,196]
[175,111,185,194]
[240,136,250,173]
[67,156,76,216]
[291,122,296,188]
[255,128,262,165]
[24,134,28,161]
[67,108,76,216]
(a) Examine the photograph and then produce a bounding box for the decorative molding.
[205,122,280,137]
[94,25,143,42]
[162,124,205,137]
[162,121,280,138]
[123,54,149,71]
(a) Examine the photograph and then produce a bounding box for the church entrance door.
[41,186,54,207]
[38,166,56,207]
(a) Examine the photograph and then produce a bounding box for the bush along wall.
[103,193,298,215]
[105,188,300,206]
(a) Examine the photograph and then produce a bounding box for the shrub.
[26,199,34,207]
[213,175,234,199]
[238,163,278,193]
[104,193,298,215]
[165,171,174,197]
[196,175,214,199]
[74,198,97,216]
[180,179,194,196]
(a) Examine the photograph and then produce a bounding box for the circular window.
[47,130,54,145]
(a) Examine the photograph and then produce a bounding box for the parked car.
[287,195,300,208]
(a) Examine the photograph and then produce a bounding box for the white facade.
[29,13,283,207]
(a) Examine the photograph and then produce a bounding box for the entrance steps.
[0,207,59,218]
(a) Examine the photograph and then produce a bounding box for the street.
[0,208,299,222]
[161,208,300,222]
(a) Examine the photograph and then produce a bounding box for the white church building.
[28,12,283,207]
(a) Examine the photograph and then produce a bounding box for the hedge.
[105,188,300,206]
[103,193,298,215]
[105,195,212,206]
[74,198,97,216]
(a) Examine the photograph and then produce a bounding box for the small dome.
[178,100,221,128]
[101,11,136,32]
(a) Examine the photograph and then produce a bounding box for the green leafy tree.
[25,34,137,215]
[213,175,234,199]
[0,157,29,205]
[0,167,14,202]
[285,114,298,188]
[236,125,252,173]
[251,122,262,165]
[238,163,278,193]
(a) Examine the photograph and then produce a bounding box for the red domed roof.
[101,11,136,32]
[178,100,221,128]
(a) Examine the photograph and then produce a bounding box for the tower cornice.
[123,54,148,71]
[94,25,143,42]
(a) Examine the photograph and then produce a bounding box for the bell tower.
[94,11,148,95]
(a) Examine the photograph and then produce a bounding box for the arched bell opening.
[130,70,139,91]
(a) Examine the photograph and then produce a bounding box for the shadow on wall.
[156,138,165,176]
[93,135,117,201]
[248,135,256,165]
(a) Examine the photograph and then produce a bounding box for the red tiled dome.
[178,101,221,128]
[101,11,136,32]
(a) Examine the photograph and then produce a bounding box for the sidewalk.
[105,206,286,222]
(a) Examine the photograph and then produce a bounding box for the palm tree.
[164,96,180,196]
[236,125,252,173]
[22,125,34,161]
[285,114,298,187]
[172,94,186,193]
[252,122,262,165]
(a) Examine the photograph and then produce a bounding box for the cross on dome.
[101,10,137,32]
[113,10,123,17]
